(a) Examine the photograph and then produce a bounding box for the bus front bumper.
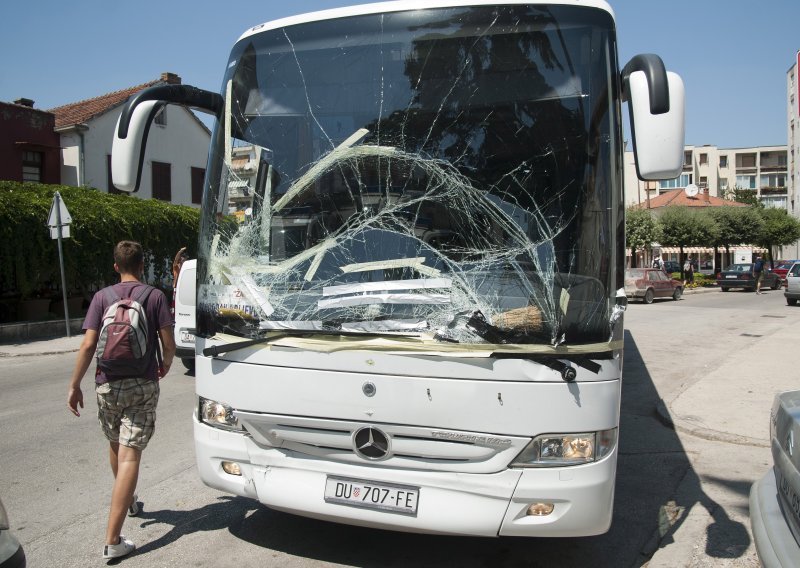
[194,419,617,537]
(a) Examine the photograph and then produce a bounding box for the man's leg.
[105,444,141,545]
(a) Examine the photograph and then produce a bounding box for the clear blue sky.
[1,0,797,149]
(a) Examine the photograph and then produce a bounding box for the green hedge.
[0,182,200,301]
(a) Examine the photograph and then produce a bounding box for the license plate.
[725,275,737,279]
[180,330,195,343]
[324,476,419,516]
[777,469,800,528]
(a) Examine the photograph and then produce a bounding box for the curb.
[655,399,768,448]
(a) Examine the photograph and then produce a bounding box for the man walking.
[754,255,765,294]
[67,241,175,559]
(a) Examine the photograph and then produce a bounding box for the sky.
[1,0,798,149]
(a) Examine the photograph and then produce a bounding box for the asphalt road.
[0,288,788,567]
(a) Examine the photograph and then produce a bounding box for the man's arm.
[67,330,98,417]
[159,326,177,377]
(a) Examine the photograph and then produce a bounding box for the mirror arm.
[117,84,223,139]
[621,54,669,114]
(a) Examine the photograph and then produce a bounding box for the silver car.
[785,262,800,306]
[750,390,800,566]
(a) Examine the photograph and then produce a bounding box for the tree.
[658,206,718,278]
[625,207,660,268]
[709,206,764,261]
[757,208,800,261]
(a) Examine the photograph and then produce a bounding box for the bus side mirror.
[112,100,163,192]
[112,84,223,192]
[622,54,685,181]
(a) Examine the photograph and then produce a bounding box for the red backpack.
[95,285,160,377]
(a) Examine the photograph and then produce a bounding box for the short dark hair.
[114,241,144,274]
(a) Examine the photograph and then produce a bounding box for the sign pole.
[54,192,71,337]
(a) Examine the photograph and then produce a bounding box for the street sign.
[49,225,70,239]
[47,193,72,228]
[46,191,72,336]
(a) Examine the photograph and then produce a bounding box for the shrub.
[0,182,200,302]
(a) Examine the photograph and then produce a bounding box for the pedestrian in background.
[754,255,765,294]
[66,240,176,560]
[683,256,695,287]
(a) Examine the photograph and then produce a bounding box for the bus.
[112,0,684,537]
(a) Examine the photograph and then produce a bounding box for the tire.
[788,298,798,306]
[182,358,195,373]
[672,287,682,300]
[721,287,729,292]
[772,278,782,290]
[644,288,654,304]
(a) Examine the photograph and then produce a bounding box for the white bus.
[113,0,684,537]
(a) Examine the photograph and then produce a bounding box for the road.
[0,288,791,567]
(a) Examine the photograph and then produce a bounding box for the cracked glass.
[197,5,623,349]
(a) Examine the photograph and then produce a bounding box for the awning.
[657,246,767,254]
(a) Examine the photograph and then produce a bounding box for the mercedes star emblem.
[353,426,390,460]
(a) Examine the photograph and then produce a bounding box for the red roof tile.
[633,189,747,209]
[48,73,181,129]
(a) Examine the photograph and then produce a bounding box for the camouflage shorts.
[96,378,160,449]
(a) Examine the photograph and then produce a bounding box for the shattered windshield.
[198,5,622,347]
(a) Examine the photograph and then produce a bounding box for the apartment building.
[624,144,788,211]
[788,53,800,219]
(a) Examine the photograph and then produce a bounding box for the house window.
[760,173,787,189]
[683,151,692,166]
[22,151,43,182]
[719,155,728,168]
[154,106,167,126]
[719,179,729,191]
[699,176,707,188]
[735,175,756,189]
[152,161,172,201]
[659,173,692,190]
[107,155,123,194]
[191,167,205,204]
[699,153,708,165]
[738,154,756,168]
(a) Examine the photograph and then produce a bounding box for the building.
[48,72,210,206]
[0,98,61,184]
[788,53,800,219]
[625,144,788,211]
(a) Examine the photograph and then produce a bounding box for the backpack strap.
[131,284,164,370]
[102,286,121,307]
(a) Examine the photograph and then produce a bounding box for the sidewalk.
[647,302,799,567]
[0,333,83,357]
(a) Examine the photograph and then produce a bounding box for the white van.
[173,258,196,371]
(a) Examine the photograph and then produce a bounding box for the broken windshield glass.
[197,5,622,348]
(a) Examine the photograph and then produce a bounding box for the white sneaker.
[128,494,139,517]
[102,535,135,559]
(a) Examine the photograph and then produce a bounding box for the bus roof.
[238,0,615,42]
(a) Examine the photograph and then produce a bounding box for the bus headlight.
[199,397,241,430]
[512,428,617,467]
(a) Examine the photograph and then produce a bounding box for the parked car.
[771,260,800,283]
[173,259,196,372]
[716,263,782,292]
[0,497,25,568]
[784,262,800,306]
[624,268,682,304]
[749,389,800,566]
[662,260,681,274]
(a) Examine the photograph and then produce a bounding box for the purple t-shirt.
[83,281,173,384]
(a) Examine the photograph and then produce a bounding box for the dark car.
[716,263,782,292]
[662,260,681,274]
[625,268,682,303]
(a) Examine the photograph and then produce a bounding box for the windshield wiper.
[202,329,421,357]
